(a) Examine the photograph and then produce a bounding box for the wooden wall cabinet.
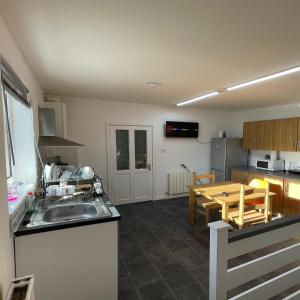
[242,121,258,149]
[256,120,273,150]
[231,169,249,185]
[298,118,300,152]
[283,179,300,215]
[272,118,298,152]
[243,117,300,152]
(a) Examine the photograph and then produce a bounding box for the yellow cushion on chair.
[249,178,268,189]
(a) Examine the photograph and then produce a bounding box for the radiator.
[5,275,35,300]
[168,171,192,195]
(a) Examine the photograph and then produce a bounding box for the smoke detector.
[146,81,162,88]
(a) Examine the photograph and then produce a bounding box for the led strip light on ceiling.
[226,65,300,91]
[177,65,300,106]
[176,91,219,106]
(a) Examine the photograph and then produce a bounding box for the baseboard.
[165,193,188,199]
[155,193,188,200]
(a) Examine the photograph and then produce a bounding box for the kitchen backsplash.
[250,150,300,170]
[40,147,78,166]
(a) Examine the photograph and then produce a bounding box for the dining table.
[188,181,275,224]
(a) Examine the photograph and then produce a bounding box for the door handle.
[147,163,151,171]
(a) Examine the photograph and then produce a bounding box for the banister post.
[209,221,231,300]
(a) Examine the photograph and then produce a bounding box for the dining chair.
[244,178,268,208]
[228,182,270,229]
[192,170,221,225]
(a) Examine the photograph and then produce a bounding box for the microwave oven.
[255,159,284,171]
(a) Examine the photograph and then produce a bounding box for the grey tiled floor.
[118,197,300,300]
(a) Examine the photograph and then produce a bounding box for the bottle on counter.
[7,184,18,202]
[26,191,36,212]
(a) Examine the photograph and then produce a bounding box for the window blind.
[1,57,30,107]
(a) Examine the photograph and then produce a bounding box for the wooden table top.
[188,181,235,191]
[214,191,276,205]
[189,181,253,197]
[188,181,275,205]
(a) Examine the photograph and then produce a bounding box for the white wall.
[0,15,44,297]
[233,103,300,168]
[62,97,235,200]
[63,98,300,199]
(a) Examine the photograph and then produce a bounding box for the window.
[1,58,37,188]
[116,129,129,170]
[3,90,13,178]
[134,130,147,169]
[2,91,36,183]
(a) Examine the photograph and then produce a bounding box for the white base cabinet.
[15,221,118,300]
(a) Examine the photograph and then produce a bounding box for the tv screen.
[165,121,199,138]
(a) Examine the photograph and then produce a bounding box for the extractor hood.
[38,108,84,147]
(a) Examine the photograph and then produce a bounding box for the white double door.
[109,125,153,204]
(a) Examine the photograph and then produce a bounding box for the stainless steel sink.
[43,204,98,223]
[27,194,111,227]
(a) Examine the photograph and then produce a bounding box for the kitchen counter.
[232,166,300,181]
[15,192,120,237]
[15,191,120,300]
[232,166,300,216]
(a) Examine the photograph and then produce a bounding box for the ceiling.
[1,0,300,110]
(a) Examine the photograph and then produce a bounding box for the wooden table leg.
[221,203,229,222]
[189,188,196,224]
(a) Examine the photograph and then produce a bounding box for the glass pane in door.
[135,130,147,169]
[116,130,129,170]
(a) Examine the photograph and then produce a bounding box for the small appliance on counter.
[255,158,284,171]
[218,130,226,138]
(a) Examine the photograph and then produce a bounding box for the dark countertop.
[15,193,121,237]
[232,166,300,181]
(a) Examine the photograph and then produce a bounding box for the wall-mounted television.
[165,121,199,138]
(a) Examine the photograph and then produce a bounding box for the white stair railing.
[209,217,300,300]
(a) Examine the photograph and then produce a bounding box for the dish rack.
[43,165,96,187]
